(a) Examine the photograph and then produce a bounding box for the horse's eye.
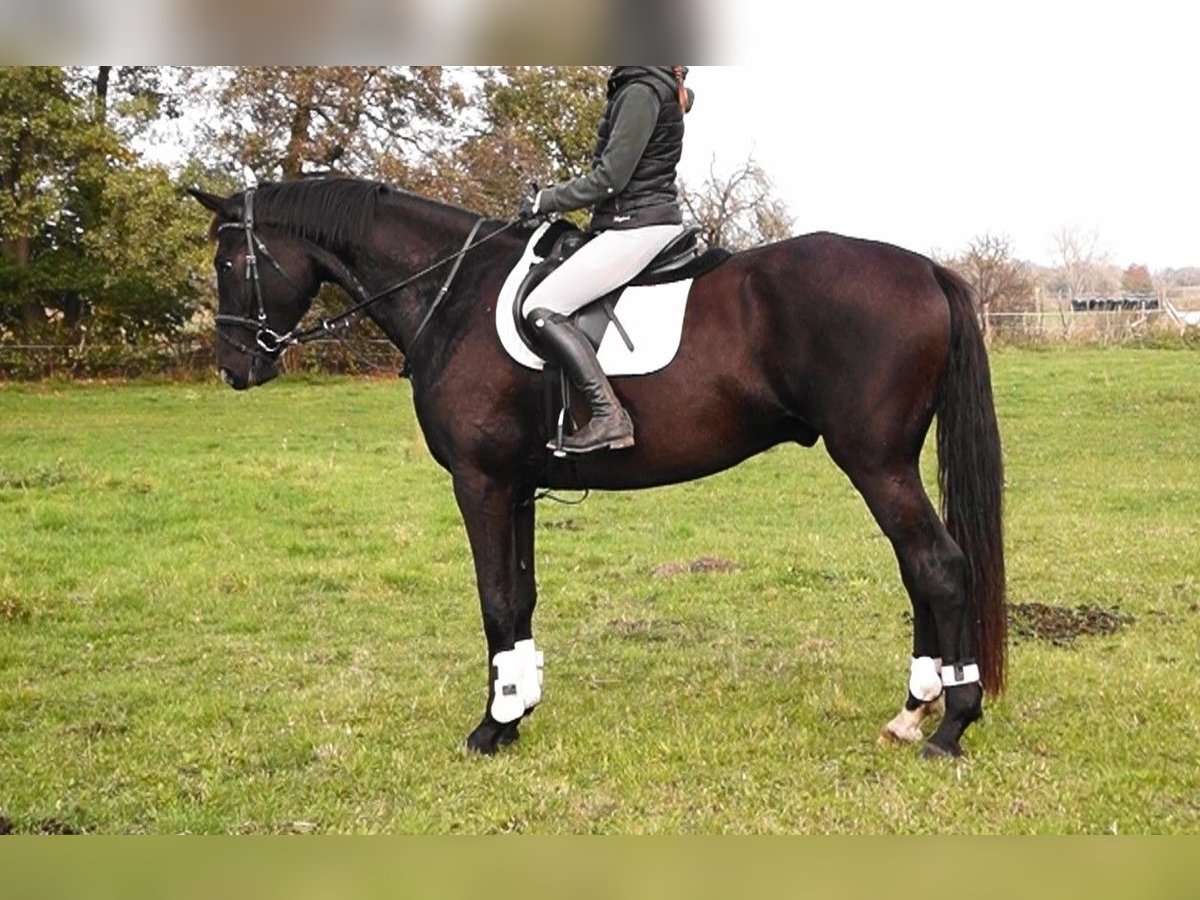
[220,260,234,272]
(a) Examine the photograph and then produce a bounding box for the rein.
[215,187,523,374]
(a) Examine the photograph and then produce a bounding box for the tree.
[1157,267,1200,288]
[82,164,211,335]
[2,67,208,344]
[0,67,143,334]
[1,68,79,330]
[945,234,1036,337]
[72,66,189,136]
[405,67,608,219]
[679,156,793,251]
[1050,225,1112,302]
[1121,263,1154,295]
[57,67,190,330]
[206,67,464,181]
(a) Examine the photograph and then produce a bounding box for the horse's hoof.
[921,739,962,760]
[878,707,925,745]
[496,721,521,747]
[465,720,520,755]
[878,722,923,745]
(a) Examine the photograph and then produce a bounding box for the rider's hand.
[517,192,541,221]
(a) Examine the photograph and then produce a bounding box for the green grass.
[1,348,1198,833]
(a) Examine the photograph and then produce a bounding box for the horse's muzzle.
[219,367,249,391]
[219,355,280,391]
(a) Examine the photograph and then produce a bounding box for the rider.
[520,66,693,454]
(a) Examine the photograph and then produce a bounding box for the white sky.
[681,3,1197,269]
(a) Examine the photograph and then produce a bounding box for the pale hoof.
[878,713,924,745]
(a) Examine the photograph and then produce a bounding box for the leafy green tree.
[2,66,208,347]
[82,165,211,335]
[406,67,607,219]
[0,67,95,331]
[206,67,464,181]
[72,66,189,137]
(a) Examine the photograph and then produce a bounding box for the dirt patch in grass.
[1009,602,1133,645]
[651,556,741,578]
[607,616,691,643]
[538,518,582,531]
[235,819,320,835]
[1,594,35,624]
[0,816,82,835]
[0,463,78,491]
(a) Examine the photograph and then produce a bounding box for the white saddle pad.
[495,222,693,375]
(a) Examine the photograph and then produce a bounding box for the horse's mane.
[231,177,389,253]
[222,177,493,255]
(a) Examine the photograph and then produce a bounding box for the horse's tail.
[933,265,1007,694]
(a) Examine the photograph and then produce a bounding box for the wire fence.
[0,337,406,380]
[1,309,1196,380]
[985,307,1198,345]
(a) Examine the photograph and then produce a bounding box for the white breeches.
[521,223,687,318]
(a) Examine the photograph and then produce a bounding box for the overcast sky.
[680,3,1196,269]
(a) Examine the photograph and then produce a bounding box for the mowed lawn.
[1,348,1197,834]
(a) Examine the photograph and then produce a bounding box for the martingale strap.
[405,217,487,358]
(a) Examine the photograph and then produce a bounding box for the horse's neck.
[346,200,520,363]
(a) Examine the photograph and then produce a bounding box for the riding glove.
[517,193,541,221]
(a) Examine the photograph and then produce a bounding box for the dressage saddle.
[512,220,731,355]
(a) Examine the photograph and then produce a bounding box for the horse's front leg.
[453,470,529,754]
[512,493,544,714]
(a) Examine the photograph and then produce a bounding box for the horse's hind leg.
[841,463,983,756]
[880,599,945,745]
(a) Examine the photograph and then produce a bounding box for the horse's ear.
[187,187,237,219]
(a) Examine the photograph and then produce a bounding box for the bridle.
[213,187,524,375]
[214,188,304,361]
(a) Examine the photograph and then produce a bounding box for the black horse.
[189,177,1005,758]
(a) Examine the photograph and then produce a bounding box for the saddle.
[512,220,731,354]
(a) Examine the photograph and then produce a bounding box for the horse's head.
[188,187,323,390]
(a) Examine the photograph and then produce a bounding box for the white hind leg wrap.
[909,656,943,702]
[941,662,980,688]
[881,656,944,744]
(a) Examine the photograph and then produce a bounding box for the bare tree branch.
[680,155,793,251]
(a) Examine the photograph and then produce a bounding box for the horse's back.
[681,230,953,451]
[695,229,950,356]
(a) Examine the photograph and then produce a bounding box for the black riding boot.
[526,308,635,453]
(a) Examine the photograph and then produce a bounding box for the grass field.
[1,347,1198,834]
